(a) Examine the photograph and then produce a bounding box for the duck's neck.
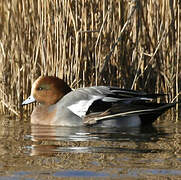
[63,83,72,95]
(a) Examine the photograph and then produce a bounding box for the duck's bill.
[22,95,36,105]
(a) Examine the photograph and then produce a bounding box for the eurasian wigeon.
[22,76,177,127]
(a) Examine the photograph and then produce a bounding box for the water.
[0,112,181,179]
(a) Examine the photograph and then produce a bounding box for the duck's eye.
[37,87,43,91]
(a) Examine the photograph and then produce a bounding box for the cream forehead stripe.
[31,77,42,96]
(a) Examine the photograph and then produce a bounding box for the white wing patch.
[67,96,101,117]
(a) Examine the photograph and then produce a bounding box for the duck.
[22,76,177,127]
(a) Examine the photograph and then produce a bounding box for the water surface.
[0,112,181,179]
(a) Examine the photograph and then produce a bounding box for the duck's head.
[22,76,72,106]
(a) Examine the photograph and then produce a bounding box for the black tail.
[140,102,177,125]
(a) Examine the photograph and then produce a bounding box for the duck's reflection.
[29,125,166,156]
[31,125,98,141]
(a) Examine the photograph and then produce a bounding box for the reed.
[0,0,180,116]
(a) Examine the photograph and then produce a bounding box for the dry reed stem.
[132,30,166,89]
[0,100,20,117]
[99,0,138,79]
[0,0,180,116]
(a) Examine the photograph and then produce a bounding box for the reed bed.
[0,0,180,116]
